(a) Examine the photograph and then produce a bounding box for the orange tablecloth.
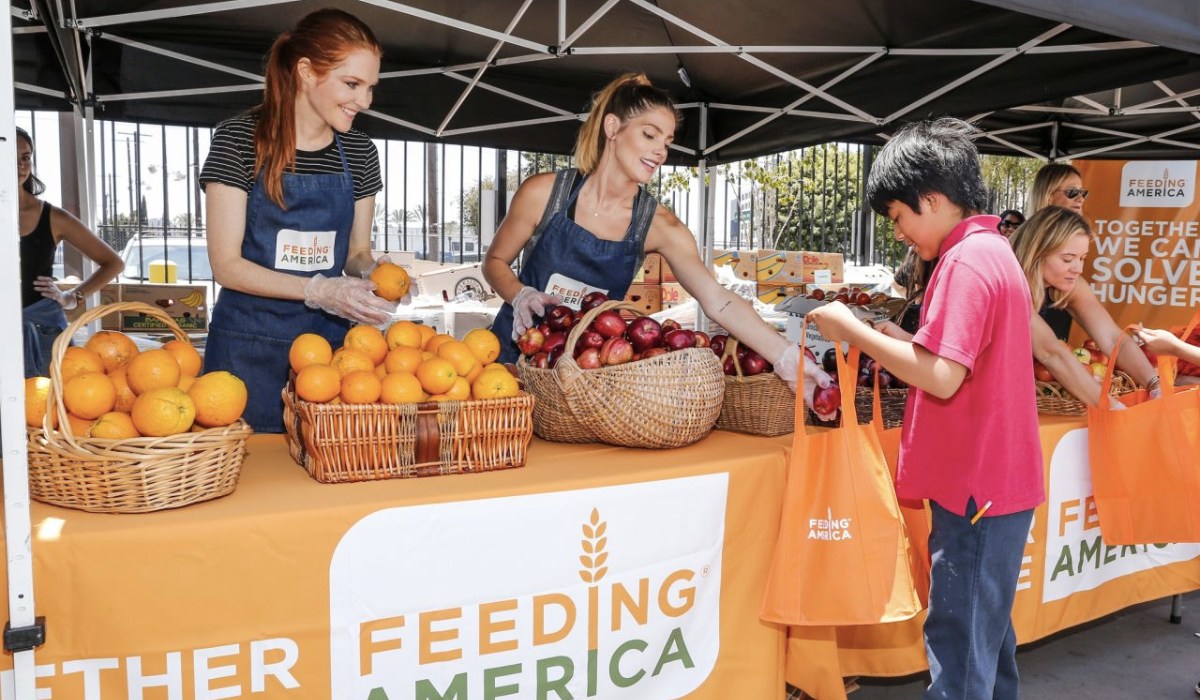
[784,416,1200,700]
[0,431,789,700]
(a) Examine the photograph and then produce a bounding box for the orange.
[415,357,457,395]
[445,376,471,401]
[375,363,388,380]
[369,262,411,301]
[61,346,106,382]
[65,412,93,436]
[385,320,423,350]
[421,351,436,362]
[340,370,382,404]
[161,339,202,377]
[295,364,341,403]
[424,333,455,354]
[85,331,139,372]
[472,369,520,400]
[463,328,501,365]
[380,371,425,404]
[63,371,117,420]
[465,362,483,384]
[24,376,54,428]
[177,374,196,392]
[331,348,375,379]
[344,325,389,366]
[416,323,437,349]
[289,333,334,373]
[107,366,138,412]
[427,393,452,402]
[90,411,141,439]
[188,371,248,428]
[436,340,478,377]
[126,349,182,395]
[131,387,196,436]
[384,345,424,375]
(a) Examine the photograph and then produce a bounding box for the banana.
[757,254,787,282]
[180,291,204,307]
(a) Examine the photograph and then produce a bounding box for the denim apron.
[205,135,354,433]
[23,296,68,378]
[493,169,656,362]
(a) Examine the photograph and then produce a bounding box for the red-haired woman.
[200,9,398,433]
[483,73,831,411]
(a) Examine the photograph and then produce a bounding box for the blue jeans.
[924,498,1034,700]
[23,297,68,379]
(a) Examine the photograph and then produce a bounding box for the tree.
[980,154,1041,214]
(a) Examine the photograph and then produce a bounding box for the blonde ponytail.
[573,72,677,174]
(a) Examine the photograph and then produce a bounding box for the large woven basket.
[716,338,794,437]
[1035,371,1137,416]
[854,386,908,429]
[283,384,534,482]
[27,302,251,513]
[517,300,724,448]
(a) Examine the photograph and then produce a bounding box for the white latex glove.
[34,276,77,310]
[362,254,413,305]
[511,286,562,340]
[304,273,396,325]
[775,345,837,420]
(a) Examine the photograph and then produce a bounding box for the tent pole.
[696,103,710,333]
[0,1,43,696]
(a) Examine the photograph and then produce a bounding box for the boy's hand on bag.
[511,286,562,340]
[1134,326,1185,356]
[304,274,396,326]
[807,301,859,343]
[874,319,914,342]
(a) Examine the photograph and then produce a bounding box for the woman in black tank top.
[17,127,123,378]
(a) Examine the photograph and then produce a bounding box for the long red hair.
[253,9,381,208]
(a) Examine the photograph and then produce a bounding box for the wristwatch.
[70,289,85,305]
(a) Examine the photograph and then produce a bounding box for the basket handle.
[46,301,192,447]
[720,337,746,378]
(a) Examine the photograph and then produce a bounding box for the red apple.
[855,292,872,306]
[813,382,842,416]
[1089,362,1108,381]
[517,327,544,356]
[722,355,737,376]
[630,351,643,362]
[643,347,667,360]
[576,329,604,354]
[661,319,682,333]
[878,368,895,390]
[577,347,601,369]
[538,322,551,336]
[1082,339,1099,351]
[545,305,575,332]
[741,349,768,376]
[833,293,850,304]
[599,337,633,366]
[710,334,729,358]
[547,344,565,368]
[810,289,826,301]
[1088,348,1108,365]
[580,291,609,312]
[530,352,549,369]
[663,328,696,351]
[1032,360,1054,383]
[693,331,710,348]
[591,310,627,339]
[626,316,663,352]
[541,332,567,359]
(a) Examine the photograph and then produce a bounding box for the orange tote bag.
[1087,309,1200,545]
[762,337,922,626]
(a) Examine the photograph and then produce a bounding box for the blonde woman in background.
[1027,162,1087,214]
[1008,206,1159,405]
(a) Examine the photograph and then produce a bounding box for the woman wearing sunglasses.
[997,209,1024,236]
[1028,163,1088,214]
[1008,206,1159,406]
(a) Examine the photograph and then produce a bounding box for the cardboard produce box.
[61,283,121,330]
[755,250,846,285]
[632,253,662,284]
[623,283,663,316]
[713,249,757,281]
[799,251,845,284]
[756,283,804,306]
[660,282,691,307]
[119,284,208,331]
[776,294,905,360]
[659,253,677,283]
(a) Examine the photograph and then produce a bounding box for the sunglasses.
[1057,187,1089,200]
[998,220,1021,229]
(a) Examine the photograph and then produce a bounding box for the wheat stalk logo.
[579,508,608,583]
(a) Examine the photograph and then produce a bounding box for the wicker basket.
[26,302,251,513]
[1035,371,1137,416]
[855,386,908,429]
[517,300,724,448]
[282,384,534,482]
[716,338,795,437]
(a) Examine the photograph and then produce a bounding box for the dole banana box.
[800,251,845,284]
[660,282,690,307]
[119,284,208,331]
[755,283,805,306]
[712,249,757,281]
[632,253,662,284]
[622,283,663,317]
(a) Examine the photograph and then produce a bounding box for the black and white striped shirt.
[199,115,382,200]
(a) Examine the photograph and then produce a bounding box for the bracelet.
[71,289,85,305]
[1146,374,1162,392]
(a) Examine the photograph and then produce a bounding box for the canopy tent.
[10,0,1200,167]
[965,73,1200,160]
[4,2,1200,698]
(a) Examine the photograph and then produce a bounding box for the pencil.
[970,500,993,525]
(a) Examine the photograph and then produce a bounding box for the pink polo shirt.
[897,215,1044,517]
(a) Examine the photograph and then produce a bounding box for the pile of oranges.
[24,331,248,439]
[290,322,519,405]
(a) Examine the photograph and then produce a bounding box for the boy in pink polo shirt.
[808,118,1042,700]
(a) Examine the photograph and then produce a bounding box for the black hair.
[866,117,988,217]
[999,209,1025,223]
[15,127,45,196]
